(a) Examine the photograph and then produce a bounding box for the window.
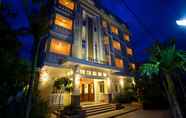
[123,34,130,42]
[111,26,118,35]
[130,63,136,70]
[126,47,133,56]
[115,58,124,69]
[55,14,73,30]
[50,38,71,56]
[112,40,121,51]
[99,81,104,93]
[102,20,107,28]
[59,0,75,10]
[103,36,109,45]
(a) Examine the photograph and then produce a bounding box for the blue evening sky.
[95,0,186,62]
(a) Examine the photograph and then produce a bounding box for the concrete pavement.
[115,109,171,118]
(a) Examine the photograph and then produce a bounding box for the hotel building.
[38,0,135,107]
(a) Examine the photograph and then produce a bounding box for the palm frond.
[139,62,159,78]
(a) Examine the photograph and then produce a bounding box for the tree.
[0,15,31,117]
[24,1,53,118]
[139,39,186,118]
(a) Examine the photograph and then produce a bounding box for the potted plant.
[53,77,73,93]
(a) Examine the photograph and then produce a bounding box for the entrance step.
[82,103,116,116]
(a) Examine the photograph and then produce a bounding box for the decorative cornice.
[80,0,128,33]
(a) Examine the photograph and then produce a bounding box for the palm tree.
[139,39,186,118]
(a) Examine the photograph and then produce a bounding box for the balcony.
[87,57,108,65]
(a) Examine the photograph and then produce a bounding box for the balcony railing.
[88,57,108,65]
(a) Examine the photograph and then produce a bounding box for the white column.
[71,65,81,106]
[107,73,112,103]
[72,9,82,59]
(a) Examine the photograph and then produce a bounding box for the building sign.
[80,69,108,78]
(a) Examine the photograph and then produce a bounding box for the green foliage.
[136,78,168,109]
[140,39,186,77]
[53,77,73,92]
[30,92,50,118]
[0,17,31,116]
[138,39,186,111]
[114,87,136,104]
[139,62,159,78]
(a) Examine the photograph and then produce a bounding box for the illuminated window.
[103,36,109,45]
[102,20,107,28]
[50,38,71,56]
[59,0,75,10]
[111,26,118,35]
[112,40,121,50]
[115,58,124,69]
[55,14,73,30]
[130,63,136,70]
[123,34,130,42]
[126,47,133,56]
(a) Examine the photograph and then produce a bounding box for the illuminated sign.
[80,69,108,78]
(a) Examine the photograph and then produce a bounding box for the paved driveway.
[115,110,171,118]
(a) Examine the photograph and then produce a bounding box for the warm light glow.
[92,71,97,76]
[74,74,80,91]
[55,14,73,30]
[130,63,136,70]
[50,38,71,56]
[132,78,136,87]
[40,69,49,83]
[102,20,108,28]
[176,19,186,26]
[98,72,102,76]
[115,58,124,69]
[120,79,124,88]
[107,77,111,88]
[103,36,109,45]
[103,73,107,77]
[80,69,86,75]
[111,26,119,34]
[123,34,130,42]
[127,47,133,56]
[112,40,121,50]
[59,0,75,10]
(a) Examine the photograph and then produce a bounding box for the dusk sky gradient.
[95,0,186,62]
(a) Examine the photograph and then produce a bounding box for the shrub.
[114,88,136,104]
[60,105,86,118]
[30,92,50,118]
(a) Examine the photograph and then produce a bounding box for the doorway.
[80,78,94,102]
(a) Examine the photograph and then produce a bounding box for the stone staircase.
[82,103,116,116]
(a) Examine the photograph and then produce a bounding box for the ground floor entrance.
[80,78,94,102]
[38,65,128,107]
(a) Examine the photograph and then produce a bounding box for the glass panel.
[55,14,73,30]
[123,34,130,42]
[130,63,136,70]
[126,47,133,56]
[103,36,109,45]
[111,26,118,35]
[102,20,107,28]
[112,40,121,50]
[59,0,75,10]
[115,58,124,69]
[50,38,71,56]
